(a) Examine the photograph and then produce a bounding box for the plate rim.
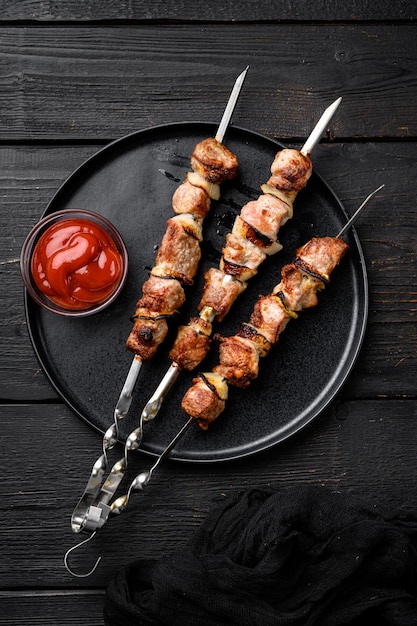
[24,121,369,463]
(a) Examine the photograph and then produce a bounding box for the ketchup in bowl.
[21,210,128,316]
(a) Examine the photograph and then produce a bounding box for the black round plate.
[25,122,368,462]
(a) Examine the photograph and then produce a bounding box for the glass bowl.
[20,209,128,317]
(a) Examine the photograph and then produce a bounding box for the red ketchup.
[31,218,124,310]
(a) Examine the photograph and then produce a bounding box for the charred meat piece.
[155,214,203,285]
[231,215,282,256]
[198,268,247,322]
[267,148,313,201]
[237,323,272,358]
[169,316,212,371]
[213,335,259,388]
[126,315,168,361]
[240,194,291,242]
[249,295,291,345]
[172,180,211,218]
[273,264,324,312]
[181,373,227,429]
[295,237,349,282]
[221,233,267,281]
[190,137,239,184]
[135,274,185,316]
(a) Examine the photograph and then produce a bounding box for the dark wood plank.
[1,399,416,589]
[0,142,415,402]
[0,8,414,625]
[0,24,416,141]
[0,0,416,22]
[0,591,105,626]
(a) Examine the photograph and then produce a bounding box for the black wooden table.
[1,2,416,623]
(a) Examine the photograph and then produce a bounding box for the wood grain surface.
[0,25,415,141]
[1,4,416,624]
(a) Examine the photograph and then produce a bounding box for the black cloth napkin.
[104,486,417,625]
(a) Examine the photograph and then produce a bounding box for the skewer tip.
[301,96,343,156]
[215,66,249,143]
[330,95,343,109]
[336,184,385,239]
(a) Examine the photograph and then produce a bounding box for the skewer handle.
[141,362,182,422]
[110,417,195,514]
[69,355,142,532]
[114,356,143,420]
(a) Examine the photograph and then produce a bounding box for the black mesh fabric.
[104,487,417,625]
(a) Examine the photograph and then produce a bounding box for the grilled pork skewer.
[182,236,349,427]
[69,68,248,538]
[67,97,341,558]
[141,97,342,424]
[107,185,383,515]
[125,137,239,361]
[167,149,311,367]
[89,100,341,521]
[84,99,342,523]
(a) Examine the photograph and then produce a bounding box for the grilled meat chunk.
[220,233,267,281]
[213,335,260,388]
[155,214,203,285]
[169,317,212,371]
[249,295,291,344]
[198,268,247,323]
[273,264,324,312]
[126,316,168,361]
[172,180,211,218]
[240,194,291,242]
[181,373,227,429]
[267,148,313,201]
[136,274,185,316]
[237,323,272,358]
[231,215,282,256]
[190,137,239,184]
[295,237,349,282]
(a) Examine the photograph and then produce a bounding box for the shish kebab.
[70,68,248,536]
[108,184,384,514]
[67,99,343,554]
[84,99,343,517]
[141,97,342,424]
[64,184,384,580]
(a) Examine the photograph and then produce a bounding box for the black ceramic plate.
[25,122,368,462]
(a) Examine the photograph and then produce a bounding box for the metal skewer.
[68,67,249,538]
[216,65,250,144]
[139,96,343,429]
[110,417,195,513]
[336,184,385,239]
[300,97,342,156]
